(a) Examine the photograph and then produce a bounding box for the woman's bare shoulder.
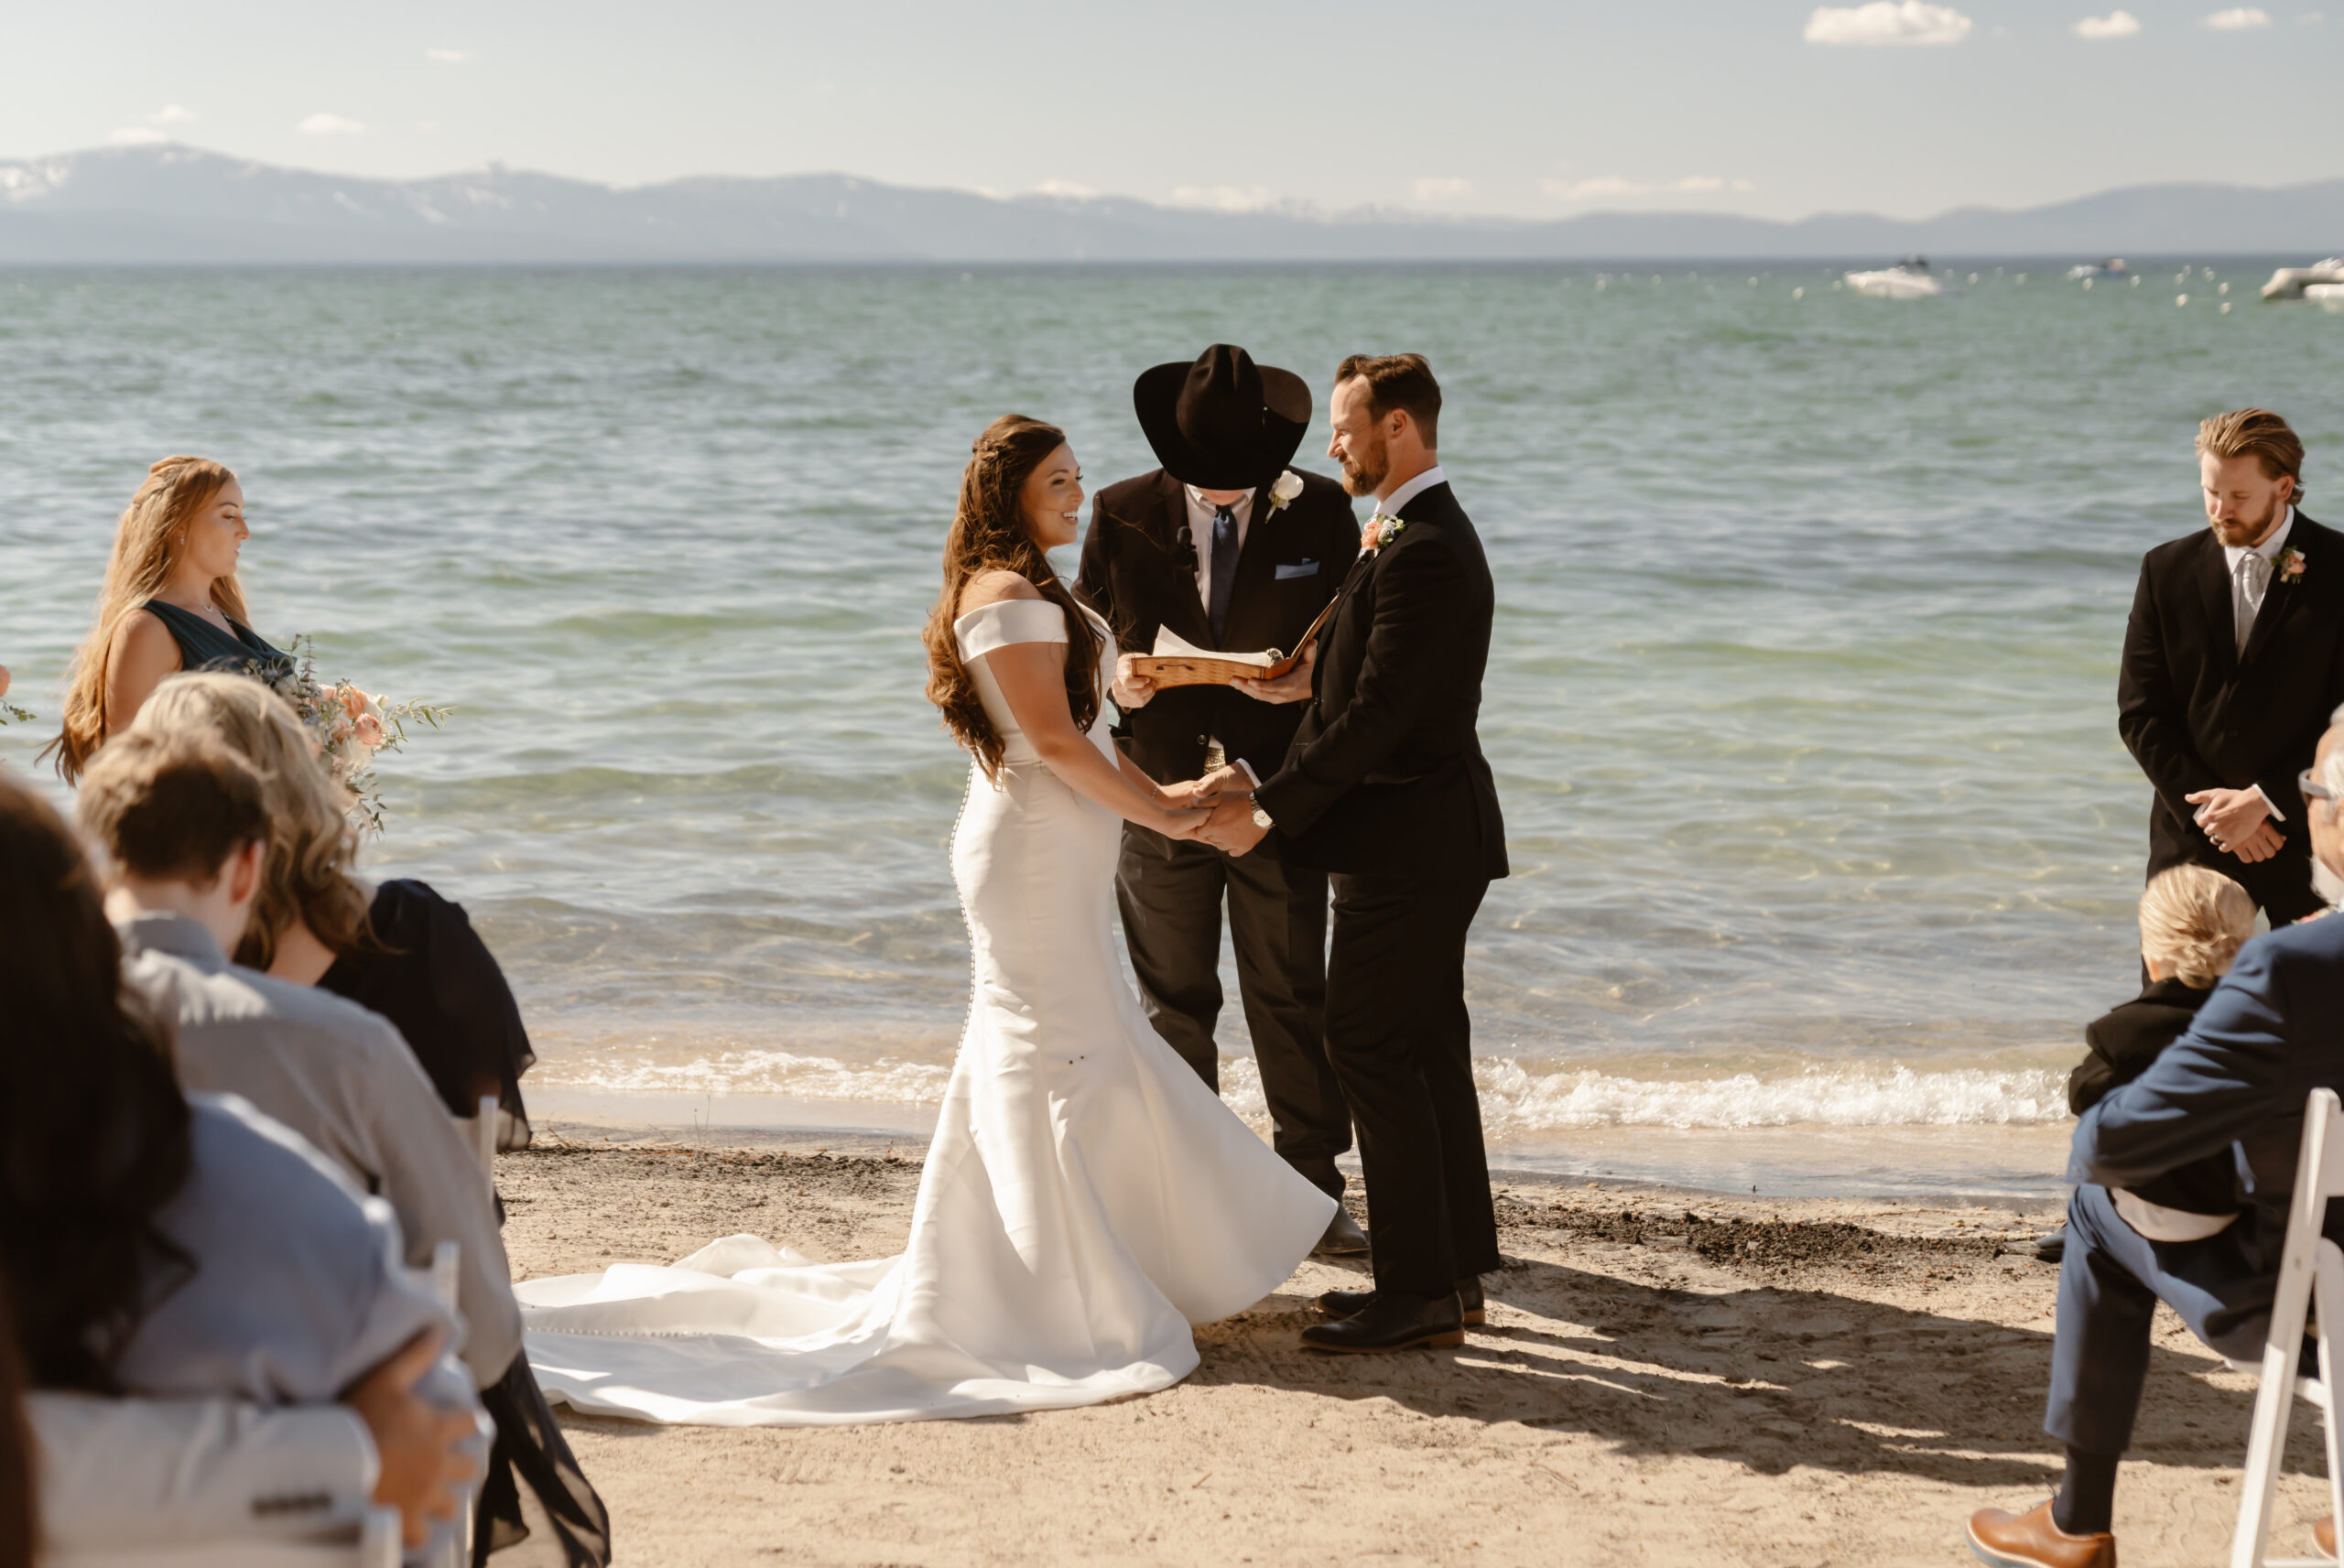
[109,606,180,664]
[957,570,1043,617]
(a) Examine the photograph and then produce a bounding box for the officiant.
[1079,343,1367,1255]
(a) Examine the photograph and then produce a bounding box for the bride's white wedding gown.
[519,597,1335,1425]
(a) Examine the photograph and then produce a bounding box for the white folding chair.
[471,1095,498,1186]
[45,1504,401,1567]
[425,1241,474,1568]
[2230,1087,2344,1568]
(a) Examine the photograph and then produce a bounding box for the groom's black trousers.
[1115,825,1353,1200]
[1324,871,1501,1296]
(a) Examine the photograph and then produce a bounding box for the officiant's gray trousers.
[1115,823,1352,1200]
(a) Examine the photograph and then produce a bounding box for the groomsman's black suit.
[1078,464,1362,1199]
[2118,511,2344,925]
[1253,474,1508,1296]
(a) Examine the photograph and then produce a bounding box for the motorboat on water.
[1845,256,1950,299]
[2309,284,2344,312]
[2261,259,2344,300]
[2066,257,2130,280]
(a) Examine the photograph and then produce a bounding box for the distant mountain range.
[1,144,2339,264]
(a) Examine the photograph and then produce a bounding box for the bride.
[520,416,1336,1425]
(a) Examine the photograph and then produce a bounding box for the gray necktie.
[2237,551,2271,654]
[1208,504,1240,644]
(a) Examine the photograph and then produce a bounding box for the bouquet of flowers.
[250,636,452,833]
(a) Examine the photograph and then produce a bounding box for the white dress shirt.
[2219,506,2296,824]
[1183,484,1254,602]
[2224,505,2295,655]
[1374,463,1448,530]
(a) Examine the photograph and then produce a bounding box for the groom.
[1199,352,1508,1353]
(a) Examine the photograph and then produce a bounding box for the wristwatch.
[1247,792,1275,831]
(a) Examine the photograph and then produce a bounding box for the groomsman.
[2119,408,2344,925]
[1200,353,1509,1353]
[1079,343,1367,1254]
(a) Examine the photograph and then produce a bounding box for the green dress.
[140,599,295,681]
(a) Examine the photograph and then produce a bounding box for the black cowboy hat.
[1133,344,1311,491]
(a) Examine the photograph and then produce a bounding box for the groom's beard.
[1339,438,1388,498]
[2314,854,2344,910]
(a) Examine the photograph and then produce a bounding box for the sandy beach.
[494,1129,2334,1568]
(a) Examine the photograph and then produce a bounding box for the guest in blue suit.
[1969,717,2344,1568]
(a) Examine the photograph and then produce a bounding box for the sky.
[2,1,2337,222]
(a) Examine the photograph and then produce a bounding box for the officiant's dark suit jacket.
[1078,466,1360,788]
[2118,512,2344,918]
[1254,480,1509,881]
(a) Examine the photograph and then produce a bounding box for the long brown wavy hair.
[922,416,1102,779]
[46,456,249,784]
[0,772,194,1394]
[130,674,376,971]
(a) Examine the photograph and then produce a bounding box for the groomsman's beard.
[1339,439,1388,499]
[2211,494,2287,547]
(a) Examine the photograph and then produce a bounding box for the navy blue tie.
[1208,504,1240,644]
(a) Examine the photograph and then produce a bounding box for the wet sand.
[494,1134,2330,1567]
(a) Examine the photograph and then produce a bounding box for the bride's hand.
[1156,806,1212,840]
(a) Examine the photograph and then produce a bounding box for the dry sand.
[491,1133,2336,1567]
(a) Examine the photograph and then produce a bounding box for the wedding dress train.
[519,598,1336,1425]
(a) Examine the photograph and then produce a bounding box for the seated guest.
[0,769,483,1552]
[127,675,607,1565]
[2060,865,2256,1244]
[1966,717,2344,1568]
[29,1333,478,1557]
[135,674,537,1141]
[1,1284,27,1568]
[77,730,524,1391]
[43,455,292,784]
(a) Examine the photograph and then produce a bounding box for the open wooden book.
[1124,598,1338,689]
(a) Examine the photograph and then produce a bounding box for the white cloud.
[1542,173,1747,201]
[1030,178,1097,199]
[298,113,367,136]
[108,126,169,146]
[1805,2,1974,45]
[1168,183,1277,212]
[2074,10,2142,36]
[1412,177,1474,200]
[2205,5,2272,24]
[425,48,471,64]
[146,103,198,124]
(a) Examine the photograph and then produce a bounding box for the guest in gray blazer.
[78,729,524,1390]
[0,763,484,1552]
[1967,713,2344,1568]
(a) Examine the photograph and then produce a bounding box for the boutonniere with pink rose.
[2279,546,2308,585]
[243,635,452,834]
[1265,470,1304,514]
[1361,513,1406,555]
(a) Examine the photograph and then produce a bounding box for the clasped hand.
[1156,765,1268,855]
[2187,786,2283,863]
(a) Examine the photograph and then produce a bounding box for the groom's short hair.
[1336,353,1440,449]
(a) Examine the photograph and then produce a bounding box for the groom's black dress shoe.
[1314,1208,1370,1257]
[1300,1290,1466,1354]
[1316,1275,1484,1327]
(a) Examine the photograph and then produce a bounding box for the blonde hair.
[47,458,247,784]
[127,674,373,971]
[2140,864,2257,989]
[2197,407,2305,503]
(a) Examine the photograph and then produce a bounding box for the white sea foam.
[538,1047,2071,1136]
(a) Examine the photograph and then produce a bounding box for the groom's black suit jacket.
[1078,466,1360,789]
[1254,480,1509,881]
[2118,511,2344,892]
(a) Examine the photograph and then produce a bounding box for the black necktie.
[1208,504,1240,644]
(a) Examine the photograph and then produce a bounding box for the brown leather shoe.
[2314,1515,2335,1561]
[1965,1501,2114,1568]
